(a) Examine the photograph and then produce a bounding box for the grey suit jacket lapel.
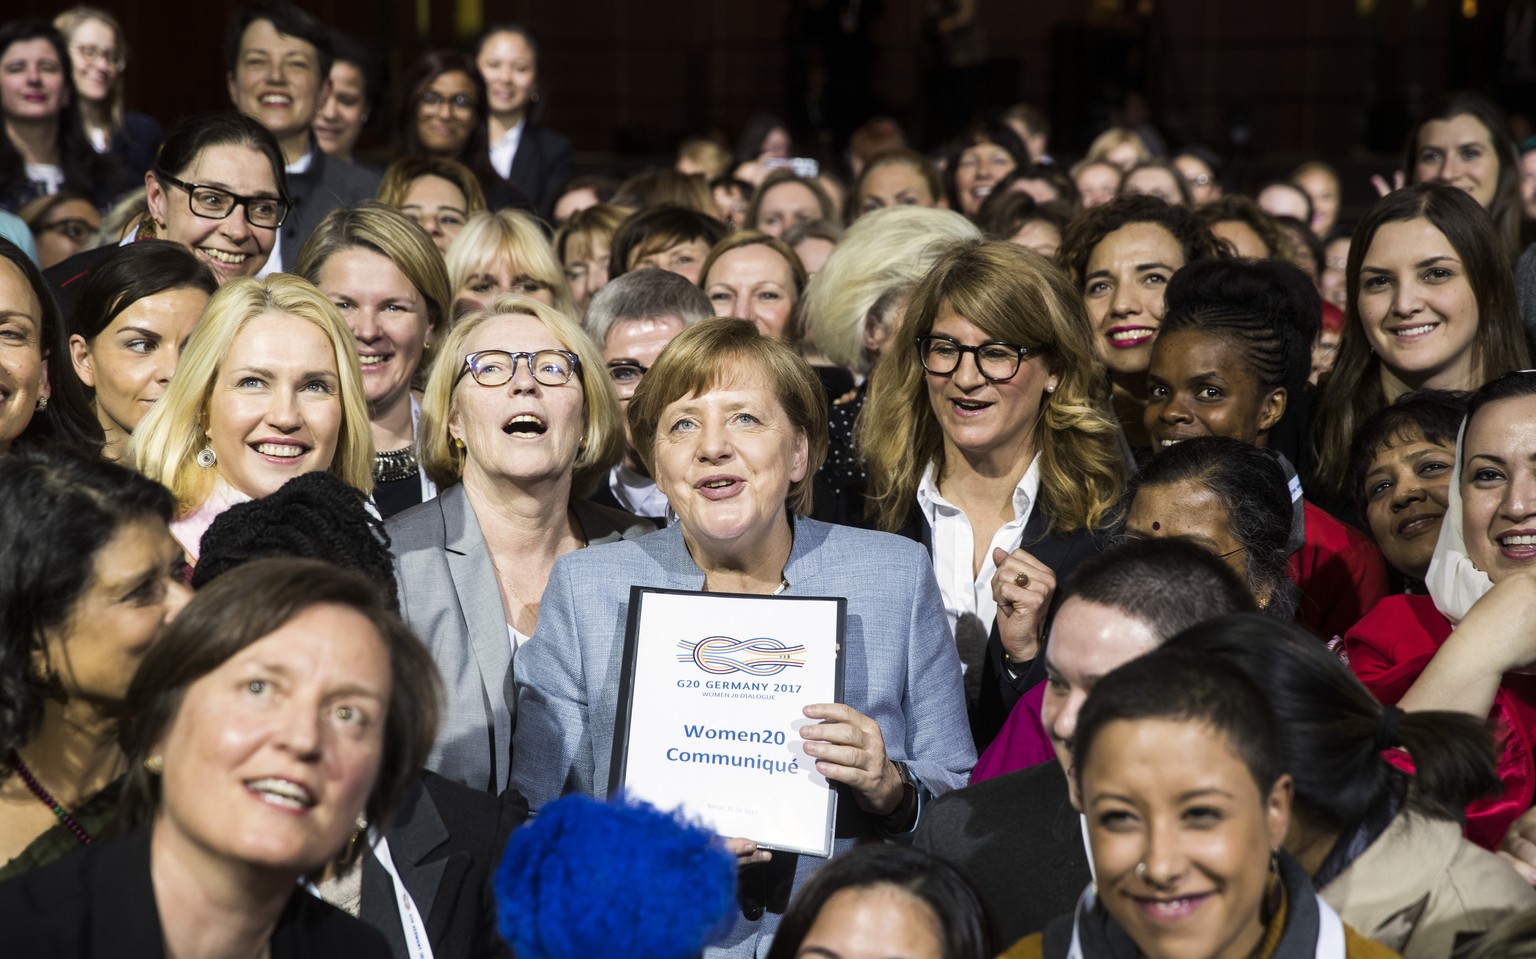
[441,485,515,792]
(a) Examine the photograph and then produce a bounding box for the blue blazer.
[387,483,652,794]
[511,516,975,958]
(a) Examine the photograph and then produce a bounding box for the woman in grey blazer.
[512,318,975,958]
[387,295,651,794]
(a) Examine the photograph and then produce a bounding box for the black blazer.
[506,124,572,218]
[913,761,1090,946]
[361,772,527,959]
[0,830,392,958]
[895,497,1109,751]
[281,143,381,270]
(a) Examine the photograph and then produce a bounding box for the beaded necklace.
[6,749,94,846]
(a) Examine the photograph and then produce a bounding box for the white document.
[609,587,845,857]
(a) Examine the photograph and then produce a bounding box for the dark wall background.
[11,0,1526,174]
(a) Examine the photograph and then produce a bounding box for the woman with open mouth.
[1058,195,1224,452]
[388,294,649,794]
[0,558,440,958]
[1346,370,1536,856]
[859,239,1126,752]
[298,203,451,518]
[130,273,374,562]
[1313,183,1528,510]
[1001,645,1399,959]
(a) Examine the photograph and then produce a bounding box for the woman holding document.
[511,316,975,959]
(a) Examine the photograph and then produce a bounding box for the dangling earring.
[34,396,47,412]
[196,446,217,468]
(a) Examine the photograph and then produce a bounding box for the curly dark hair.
[1057,194,1224,288]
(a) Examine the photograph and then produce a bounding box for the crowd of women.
[9,3,1536,958]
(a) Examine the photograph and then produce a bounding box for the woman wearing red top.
[1346,370,1536,851]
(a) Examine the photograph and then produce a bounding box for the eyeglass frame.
[70,43,125,70]
[454,349,583,388]
[151,169,290,229]
[913,334,1051,383]
[605,358,649,389]
[36,217,98,243]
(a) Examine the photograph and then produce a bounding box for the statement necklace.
[374,446,419,483]
[6,749,93,846]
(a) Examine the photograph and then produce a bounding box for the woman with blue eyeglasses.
[858,239,1126,751]
[386,294,650,793]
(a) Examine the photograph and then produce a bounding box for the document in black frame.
[608,585,846,858]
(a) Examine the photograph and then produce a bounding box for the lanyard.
[372,834,436,959]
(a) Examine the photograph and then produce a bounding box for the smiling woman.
[130,273,373,562]
[1312,184,1529,506]
[1001,646,1399,959]
[387,294,645,793]
[0,558,439,957]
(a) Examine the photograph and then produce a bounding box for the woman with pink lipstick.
[1058,195,1224,451]
[66,241,216,464]
[1313,184,1528,508]
[131,274,374,562]
[1001,646,1400,959]
[388,294,645,793]
[1346,370,1536,855]
[298,203,451,518]
[0,558,440,957]
[860,239,1125,750]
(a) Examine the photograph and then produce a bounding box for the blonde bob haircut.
[802,206,978,375]
[859,239,1126,535]
[446,210,576,318]
[628,317,827,518]
[132,275,374,513]
[295,202,453,348]
[417,294,624,495]
[699,230,809,343]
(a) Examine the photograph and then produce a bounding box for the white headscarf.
[1425,418,1494,624]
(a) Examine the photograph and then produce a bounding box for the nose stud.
[1136,862,1148,880]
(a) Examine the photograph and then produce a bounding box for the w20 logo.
[677,636,806,676]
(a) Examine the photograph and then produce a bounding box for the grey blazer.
[511,516,975,958]
[387,483,652,793]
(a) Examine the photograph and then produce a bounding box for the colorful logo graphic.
[677,636,806,676]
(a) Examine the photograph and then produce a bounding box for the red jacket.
[1290,500,1389,641]
[1345,593,1536,850]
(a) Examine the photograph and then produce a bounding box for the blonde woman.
[446,209,575,319]
[386,294,649,793]
[297,203,453,517]
[859,239,1125,750]
[53,6,161,178]
[131,274,373,561]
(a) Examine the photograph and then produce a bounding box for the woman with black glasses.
[859,239,1126,751]
[385,294,649,793]
[43,112,287,316]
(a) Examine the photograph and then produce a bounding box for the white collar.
[916,455,1041,524]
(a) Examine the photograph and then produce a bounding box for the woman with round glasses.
[386,294,648,793]
[860,239,1125,750]
[52,6,161,181]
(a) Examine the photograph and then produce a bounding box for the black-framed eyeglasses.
[605,359,648,389]
[455,349,581,388]
[418,90,477,111]
[152,170,289,229]
[37,217,97,243]
[914,334,1048,383]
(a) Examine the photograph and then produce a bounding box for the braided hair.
[192,472,398,612]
